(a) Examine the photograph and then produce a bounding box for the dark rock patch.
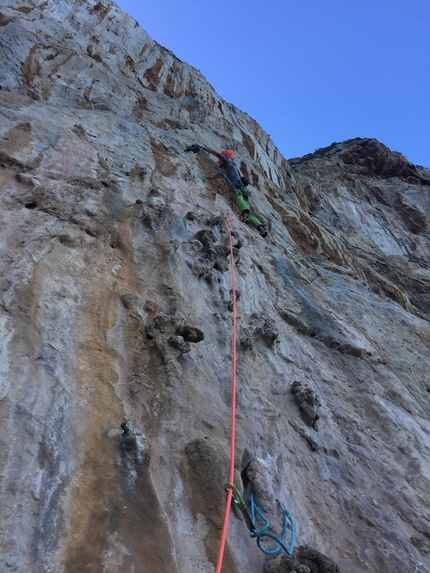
[291,381,321,430]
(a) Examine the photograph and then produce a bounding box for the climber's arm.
[199,146,223,161]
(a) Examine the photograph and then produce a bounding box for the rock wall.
[1,1,430,573]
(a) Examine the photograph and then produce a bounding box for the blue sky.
[115,0,430,168]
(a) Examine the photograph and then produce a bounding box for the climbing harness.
[224,483,295,556]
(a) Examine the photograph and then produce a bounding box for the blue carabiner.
[249,493,295,556]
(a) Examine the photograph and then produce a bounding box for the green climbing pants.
[230,186,263,229]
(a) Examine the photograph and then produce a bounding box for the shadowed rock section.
[291,381,321,431]
[265,546,340,573]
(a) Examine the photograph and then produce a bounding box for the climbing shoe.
[258,225,268,238]
[241,211,251,225]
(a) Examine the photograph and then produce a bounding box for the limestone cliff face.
[1,2,430,573]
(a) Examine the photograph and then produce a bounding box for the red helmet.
[221,150,235,160]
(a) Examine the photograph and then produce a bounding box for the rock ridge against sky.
[1,1,430,573]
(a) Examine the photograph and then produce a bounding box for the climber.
[185,144,268,237]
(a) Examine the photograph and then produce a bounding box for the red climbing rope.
[215,217,238,573]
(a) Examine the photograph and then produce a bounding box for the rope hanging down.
[214,217,239,573]
[214,218,295,571]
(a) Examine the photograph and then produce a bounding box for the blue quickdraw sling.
[224,483,295,556]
